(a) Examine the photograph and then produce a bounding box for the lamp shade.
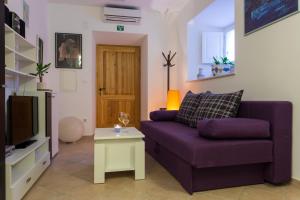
[167,90,180,110]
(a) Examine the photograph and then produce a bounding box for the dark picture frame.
[23,0,29,28]
[55,33,82,69]
[245,0,299,35]
[37,36,43,64]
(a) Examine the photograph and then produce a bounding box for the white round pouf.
[59,117,84,143]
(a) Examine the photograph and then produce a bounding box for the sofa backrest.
[237,101,292,184]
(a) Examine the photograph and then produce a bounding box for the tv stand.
[5,137,50,200]
[15,140,37,149]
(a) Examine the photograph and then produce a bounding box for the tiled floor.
[24,137,300,200]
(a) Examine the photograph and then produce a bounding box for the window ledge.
[187,72,235,82]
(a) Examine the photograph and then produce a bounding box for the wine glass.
[118,112,125,125]
[118,112,130,129]
[122,113,130,128]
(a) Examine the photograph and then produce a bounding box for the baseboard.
[293,177,300,182]
[83,132,94,136]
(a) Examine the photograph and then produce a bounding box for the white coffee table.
[94,127,145,183]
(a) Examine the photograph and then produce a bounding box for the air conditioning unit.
[103,6,141,24]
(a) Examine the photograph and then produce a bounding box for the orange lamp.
[167,90,180,110]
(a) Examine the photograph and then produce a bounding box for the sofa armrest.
[197,118,270,139]
[150,110,178,121]
[238,101,292,184]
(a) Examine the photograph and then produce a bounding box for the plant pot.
[37,82,46,90]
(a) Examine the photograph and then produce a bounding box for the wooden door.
[0,1,5,199]
[96,45,140,128]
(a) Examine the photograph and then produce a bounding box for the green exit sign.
[117,25,125,32]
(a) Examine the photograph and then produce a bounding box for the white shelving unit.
[5,68,36,79]
[4,24,37,89]
[5,23,50,200]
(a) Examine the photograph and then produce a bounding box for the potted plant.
[31,63,51,90]
[211,56,234,76]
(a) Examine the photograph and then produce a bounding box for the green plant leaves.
[34,63,51,78]
[212,57,234,66]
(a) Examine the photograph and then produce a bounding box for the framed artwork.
[245,0,299,35]
[23,0,29,27]
[55,33,82,69]
[36,36,43,64]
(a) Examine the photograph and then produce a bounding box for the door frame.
[96,45,141,128]
[0,0,6,199]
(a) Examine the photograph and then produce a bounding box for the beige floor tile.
[23,137,299,200]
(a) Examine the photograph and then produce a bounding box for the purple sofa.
[141,101,292,194]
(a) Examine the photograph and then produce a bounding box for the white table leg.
[134,140,145,180]
[94,142,105,184]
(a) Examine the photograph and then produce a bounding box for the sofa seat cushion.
[197,118,270,139]
[141,121,273,168]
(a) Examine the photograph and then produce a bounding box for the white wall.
[174,0,300,180]
[6,0,48,58]
[48,3,169,135]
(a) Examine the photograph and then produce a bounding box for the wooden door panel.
[104,51,117,95]
[99,97,136,127]
[96,45,140,128]
[116,52,135,95]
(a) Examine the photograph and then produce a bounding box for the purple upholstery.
[142,121,272,168]
[197,118,270,139]
[150,110,178,121]
[237,101,292,184]
[141,101,292,194]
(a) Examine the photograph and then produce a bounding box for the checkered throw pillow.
[189,90,244,128]
[175,91,206,125]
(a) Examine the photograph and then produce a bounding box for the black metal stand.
[162,51,176,92]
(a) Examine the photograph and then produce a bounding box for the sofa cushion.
[175,91,205,125]
[141,121,272,168]
[197,118,270,139]
[190,90,244,128]
[150,110,178,121]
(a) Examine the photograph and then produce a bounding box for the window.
[186,0,235,80]
[225,29,235,61]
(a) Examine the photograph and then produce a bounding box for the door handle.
[99,88,106,92]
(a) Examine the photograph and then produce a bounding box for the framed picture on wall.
[245,0,299,35]
[55,33,82,69]
[36,36,43,64]
[23,0,29,27]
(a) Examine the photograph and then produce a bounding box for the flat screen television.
[7,96,39,148]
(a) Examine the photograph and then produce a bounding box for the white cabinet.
[202,32,224,64]
[5,138,50,200]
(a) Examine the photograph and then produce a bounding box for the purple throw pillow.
[150,110,178,121]
[197,118,270,139]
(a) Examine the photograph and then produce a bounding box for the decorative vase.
[37,82,46,90]
[197,68,204,79]
[211,64,223,76]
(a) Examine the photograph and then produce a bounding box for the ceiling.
[48,0,190,13]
